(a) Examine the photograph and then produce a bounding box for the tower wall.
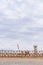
[34,45,38,54]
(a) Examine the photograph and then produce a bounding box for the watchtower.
[33,45,38,54]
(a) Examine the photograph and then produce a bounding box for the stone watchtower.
[33,45,38,55]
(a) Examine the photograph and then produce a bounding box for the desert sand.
[0,58,43,65]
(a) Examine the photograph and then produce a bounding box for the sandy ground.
[0,58,43,65]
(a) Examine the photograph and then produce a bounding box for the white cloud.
[0,0,43,20]
[0,0,35,19]
[0,0,43,19]
[0,0,43,50]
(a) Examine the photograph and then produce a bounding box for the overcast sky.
[0,0,43,50]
